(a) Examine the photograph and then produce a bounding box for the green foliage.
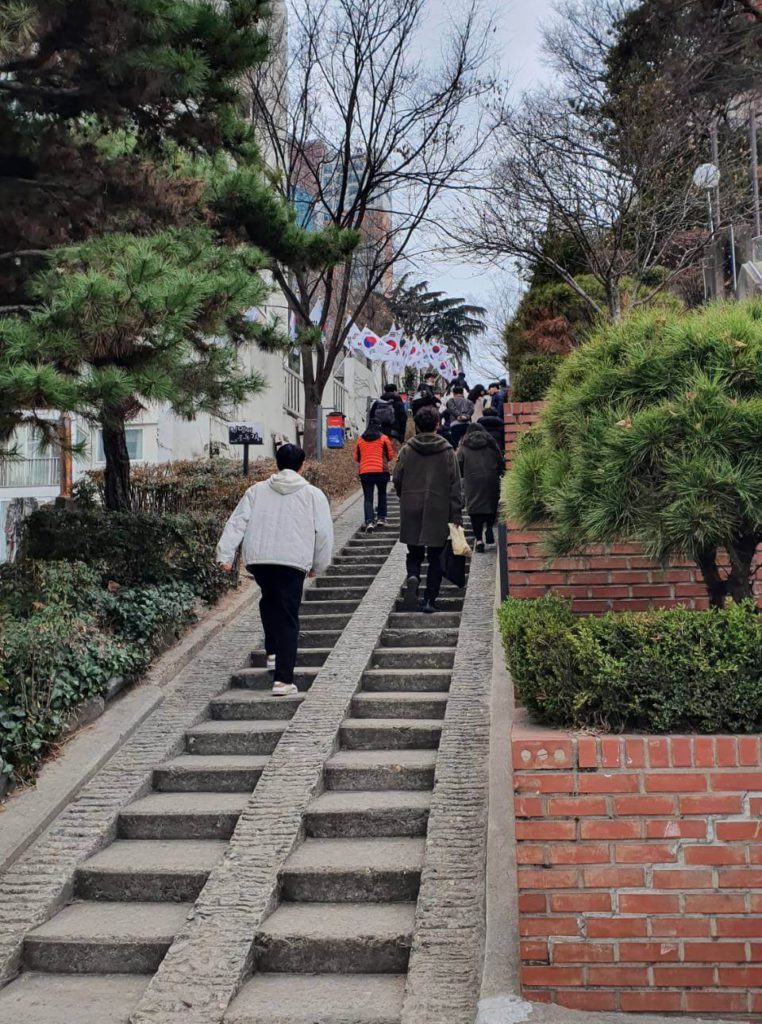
[499,596,762,734]
[24,507,231,603]
[390,275,488,365]
[511,355,561,402]
[505,300,762,606]
[0,560,198,782]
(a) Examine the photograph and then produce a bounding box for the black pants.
[471,512,496,542]
[449,421,469,448]
[248,565,306,684]
[361,473,389,524]
[407,545,444,601]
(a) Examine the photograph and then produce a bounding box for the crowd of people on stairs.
[215,371,505,696]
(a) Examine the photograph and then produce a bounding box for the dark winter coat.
[478,411,505,450]
[457,426,504,515]
[368,394,407,440]
[393,433,463,547]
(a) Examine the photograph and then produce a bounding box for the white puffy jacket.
[216,470,334,574]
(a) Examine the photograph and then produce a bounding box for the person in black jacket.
[478,407,505,450]
[367,383,407,441]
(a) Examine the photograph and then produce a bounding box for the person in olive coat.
[393,405,463,613]
[457,423,504,552]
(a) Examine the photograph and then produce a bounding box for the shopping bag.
[440,540,467,588]
[449,522,472,558]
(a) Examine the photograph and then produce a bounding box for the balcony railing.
[0,457,59,488]
[283,366,303,417]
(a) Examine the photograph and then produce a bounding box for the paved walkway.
[0,497,495,1024]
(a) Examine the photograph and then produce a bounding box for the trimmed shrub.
[511,354,560,402]
[498,596,762,733]
[24,507,230,603]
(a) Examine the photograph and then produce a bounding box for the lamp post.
[693,161,723,299]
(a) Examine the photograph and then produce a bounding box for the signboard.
[228,423,264,446]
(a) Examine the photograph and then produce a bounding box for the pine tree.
[0,0,351,506]
[389,276,488,366]
[505,300,762,608]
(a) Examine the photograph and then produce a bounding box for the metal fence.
[283,367,303,417]
[332,379,348,414]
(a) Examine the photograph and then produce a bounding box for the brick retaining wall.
[513,714,762,1016]
[504,402,762,612]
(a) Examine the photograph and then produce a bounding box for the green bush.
[511,354,560,402]
[0,562,198,782]
[24,507,230,603]
[498,596,762,733]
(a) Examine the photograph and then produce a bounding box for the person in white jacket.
[217,444,334,695]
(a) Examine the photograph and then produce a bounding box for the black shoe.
[402,575,420,610]
[485,526,495,545]
[420,598,438,614]
[476,541,485,553]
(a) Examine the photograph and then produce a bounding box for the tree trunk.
[101,415,132,512]
[695,537,759,609]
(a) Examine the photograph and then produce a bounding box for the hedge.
[498,596,762,734]
[0,561,197,783]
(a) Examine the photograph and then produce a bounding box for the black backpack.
[373,399,396,430]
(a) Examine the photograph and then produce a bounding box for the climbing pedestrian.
[478,406,505,450]
[393,405,463,614]
[216,444,334,696]
[469,384,487,421]
[367,383,407,442]
[410,372,439,416]
[457,423,504,552]
[491,378,509,415]
[354,422,395,532]
[446,385,475,449]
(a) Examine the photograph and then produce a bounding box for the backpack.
[373,399,396,430]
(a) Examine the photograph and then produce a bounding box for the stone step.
[344,543,396,554]
[305,791,431,838]
[340,718,442,751]
[370,648,455,669]
[323,569,377,582]
[388,612,461,629]
[211,690,304,721]
[75,839,226,902]
[299,613,353,631]
[231,668,318,691]
[300,600,360,616]
[118,793,246,840]
[299,630,342,648]
[395,596,463,612]
[352,692,449,720]
[361,668,452,692]
[334,556,387,566]
[304,590,365,604]
[225,972,405,1024]
[24,901,190,974]
[380,628,459,648]
[326,750,437,791]
[186,720,286,756]
[280,838,424,902]
[153,754,268,792]
[0,972,150,1024]
[255,903,415,974]
[251,649,330,668]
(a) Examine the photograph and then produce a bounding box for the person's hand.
[221,563,234,572]
[308,570,316,578]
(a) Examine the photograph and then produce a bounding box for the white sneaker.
[272,681,299,696]
[266,655,276,671]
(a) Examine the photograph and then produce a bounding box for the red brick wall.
[503,402,762,612]
[513,716,762,1016]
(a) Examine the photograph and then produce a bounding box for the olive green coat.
[393,433,463,547]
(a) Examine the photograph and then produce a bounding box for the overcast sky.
[421,0,558,378]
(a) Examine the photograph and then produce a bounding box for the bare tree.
[456,0,713,321]
[247,0,498,452]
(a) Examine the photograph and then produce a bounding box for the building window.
[97,428,144,463]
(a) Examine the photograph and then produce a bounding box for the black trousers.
[248,564,306,684]
[360,472,389,523]
[471,512,496,542]
[406,545,445,601]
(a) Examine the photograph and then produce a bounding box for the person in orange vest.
[354,421,395,533]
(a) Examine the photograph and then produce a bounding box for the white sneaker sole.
[272,683,299,696]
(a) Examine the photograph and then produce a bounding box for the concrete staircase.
[0,509,400,1023]
[226,556,468,1024]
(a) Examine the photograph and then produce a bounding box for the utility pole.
[58,414,73,498]
[750,101,761,241]
[709,120,725,298]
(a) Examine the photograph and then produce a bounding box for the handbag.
[440,540,467,588]
[449,522,472,558]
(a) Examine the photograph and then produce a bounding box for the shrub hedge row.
[498,596,762,734]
